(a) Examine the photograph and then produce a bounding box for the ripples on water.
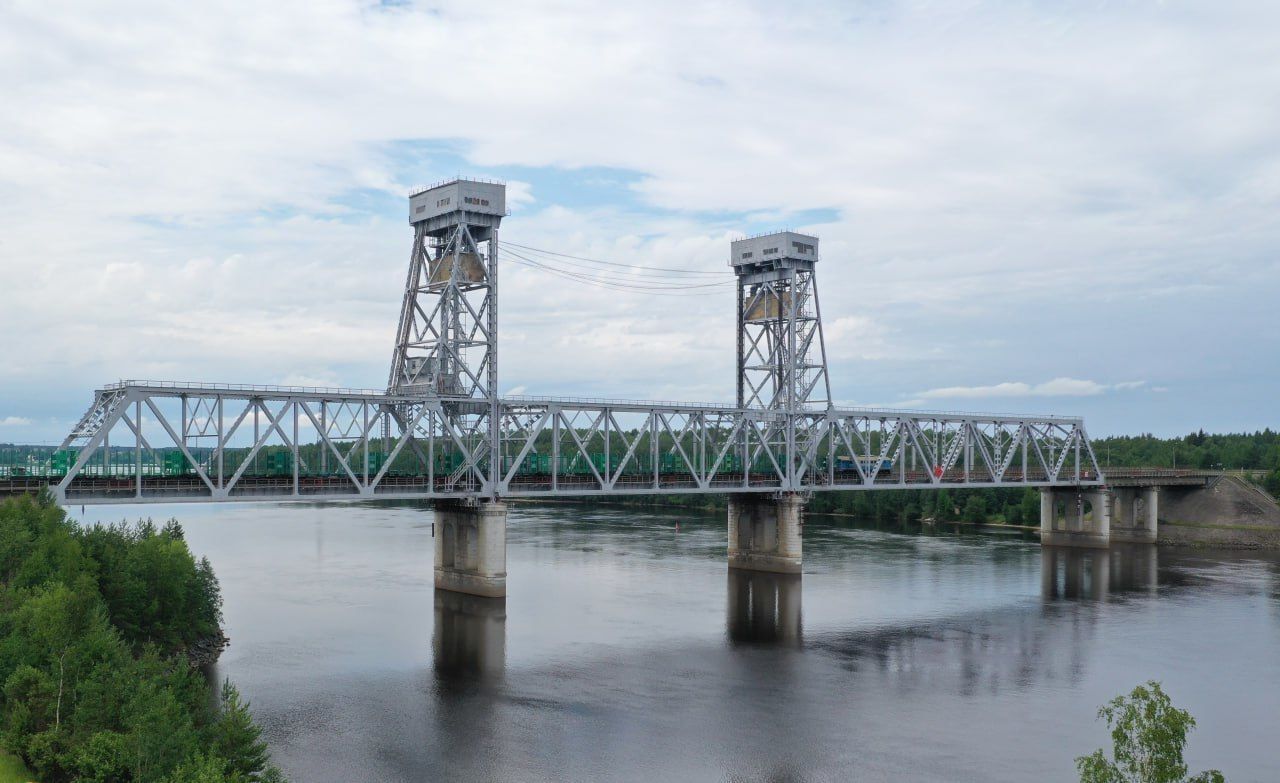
[85,502,1280,782]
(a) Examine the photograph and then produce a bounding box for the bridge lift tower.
[390,179,505,400]
[388,179,506,499]
[731,231,831,412]
[728,231,832,572]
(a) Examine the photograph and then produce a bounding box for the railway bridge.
[10,178,1126,597]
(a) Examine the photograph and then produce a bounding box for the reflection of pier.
[1040,544,1158,601]
[433,591,506,682]
[726,569,802,645]
[796,543,1163,696]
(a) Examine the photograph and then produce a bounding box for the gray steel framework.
[52,381,1102,504]
[50,179,1105,505]
[732,232,831,412]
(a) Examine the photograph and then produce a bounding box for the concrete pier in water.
[1109,487,1159,544]
[1040,488,1111,548]
[1039,484,1165,548]
[434,500,507,598]
[727,494,804,573]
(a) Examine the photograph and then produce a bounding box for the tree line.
[1093,429,1280,495]
[0,492,283,782]
[605,430,1280,521]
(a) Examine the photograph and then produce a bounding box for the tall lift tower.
[730,231,831,412]
[389,179,505,399]
[389,179,506,494]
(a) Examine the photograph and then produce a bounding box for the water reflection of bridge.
[431,544,1161,685]
[1040,544,1159,600]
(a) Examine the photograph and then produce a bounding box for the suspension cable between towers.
[503,242,735,294]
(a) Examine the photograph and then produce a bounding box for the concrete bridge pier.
[1109,487,1159,544]
[728,493,803,573]
[434,500,507,598]
[1040,488,1110,548]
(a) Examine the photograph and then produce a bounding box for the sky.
[1,0,1277,443]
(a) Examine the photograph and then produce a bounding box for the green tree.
[1077,681,1223,783]
[1264,469,1280,498]
[74,730,131,783]
[161,753,231,783]
[962,495,987,523]
[9,582,104,730]
[0,496,283,783]
[934,490,954,520]
[1006,500,1024,525]
[209,680,271,781]
[1021,491,1042,527]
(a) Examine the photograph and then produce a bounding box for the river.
[84,501,1280,781]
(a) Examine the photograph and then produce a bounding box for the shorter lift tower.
[731,231,831,413]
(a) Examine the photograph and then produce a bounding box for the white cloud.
[916,378,1144,400]
[823,316,895,361]
[837,399,928,410]
[278,373,345,389]
[0,416,33,427]
[0,0,1276,438]
[505,181,536,211]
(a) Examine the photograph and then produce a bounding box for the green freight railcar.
[163,451,189,476]
[366,451,388,475]
[51,449,78,476]
[263,451,292,476]
[435,450,782,478]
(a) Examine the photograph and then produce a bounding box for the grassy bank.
[0,752,34,783]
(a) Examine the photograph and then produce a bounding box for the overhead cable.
[505,241,724,277]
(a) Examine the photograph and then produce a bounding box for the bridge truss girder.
[52,382,1104,505]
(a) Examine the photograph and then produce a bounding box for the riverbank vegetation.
[1094,430,1280,495]
[0,752,33,783]
[1077,681,1223,783]
[0,493,282,782]
[582,486,1045,527]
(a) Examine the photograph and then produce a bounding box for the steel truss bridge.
[35,178,1102,506]
[43,381,1100,504]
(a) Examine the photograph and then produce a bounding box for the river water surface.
[88,502,1280,782]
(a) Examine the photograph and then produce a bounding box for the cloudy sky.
[1,0,1277,443]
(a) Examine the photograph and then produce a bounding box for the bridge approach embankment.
[1039,470,1280,550]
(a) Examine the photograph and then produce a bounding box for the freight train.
[5,449,893,479]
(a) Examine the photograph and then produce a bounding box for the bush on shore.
[0,493,283,782]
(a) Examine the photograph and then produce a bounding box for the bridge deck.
[3,468,1106,505]
[1092,469,1219,487]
